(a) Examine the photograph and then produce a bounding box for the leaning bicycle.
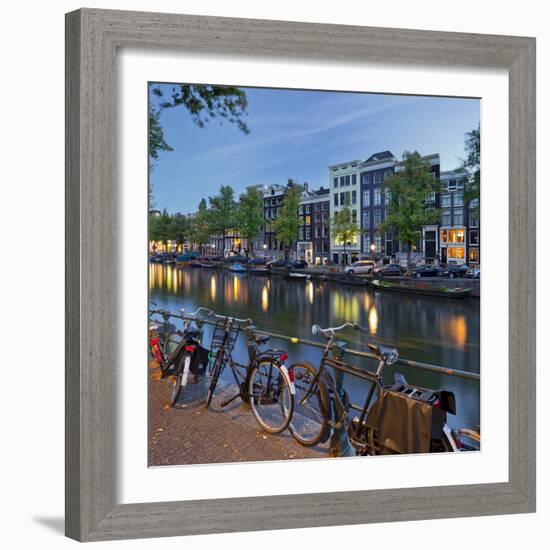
[289,322,462,455]
[149,307,211,407]
[205,311,295,434]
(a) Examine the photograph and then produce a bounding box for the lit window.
[469,248,479,262]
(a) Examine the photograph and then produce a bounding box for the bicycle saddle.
[368,343,399,364]
[251,332,270,344]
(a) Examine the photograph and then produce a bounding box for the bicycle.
[149,307,211,407]
[205,311,295,434]
[288,322,460,454]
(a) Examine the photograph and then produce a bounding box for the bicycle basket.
[210,319,241,353]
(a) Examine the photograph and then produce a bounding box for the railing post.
[328,346,353,457]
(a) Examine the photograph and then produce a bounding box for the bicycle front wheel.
[248,360,293,434]
[287,362,330,446]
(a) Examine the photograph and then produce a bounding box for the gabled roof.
[364,150,395,163]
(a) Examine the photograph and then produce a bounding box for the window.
[333,177,338,188]
[425,191,436,204]
[315,203,321,211]
[373,188,381,206]
[384,170,393,180]
[314,212,321,223]
[345,175,351,186]
[442,210,451,225]
[440,229,448,243]
[447,229,465,243]
[384,188,391,205]
[470,230,479,245]
[305,227,311,239]
[363,173,371,185]
[305,204,311,214]
[298,227,304,240]
[375,235,382,253]
[334,194,338,207]
[315,226,321,238]
[374,209,382,226]
[441,193,451,207]
[352,209,357,223]
[374,172,381,184]
[340,176,345,186]
[340,192,345,206]
[305,215,311,225]
[322,225,328,237]
[352,190,357,205]
[454,211,464,225]
[454,192,464,207]
[322,202,329,211]
[469,212,479,227]
[271,198,276,205]
[469,247,479,263]
[363,190,370,207]
[363,233,371,250]
[363,210,370,227]
[470,198,479,209]
[448,179,458,191]
[352,174,357,185]
[448,247,465,259]
[299,205,304,214]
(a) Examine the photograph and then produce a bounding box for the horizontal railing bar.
[150,312,480,382]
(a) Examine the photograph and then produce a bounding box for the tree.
[235,187,264,257]
[208,186,236,255]
[273,186,301,260]
[188,198,211,253]
[331,201,360,267]
[149,84,250,160]
[149,209,173,251]
[170,214,188,252]
[379,152,440,269]
[462,124,480,217]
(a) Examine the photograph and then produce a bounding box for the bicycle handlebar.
[208,311,253,324]
[312,322,368,337]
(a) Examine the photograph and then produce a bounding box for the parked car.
[439,264,469,278]
[411,264,440,278]
[289,259,308,269]
[466,266,481,279]
[373,263,406,277]
[344,260,376,275]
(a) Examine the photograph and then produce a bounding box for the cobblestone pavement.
[148,365,329,466]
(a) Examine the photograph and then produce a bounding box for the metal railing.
[150,309,480,382]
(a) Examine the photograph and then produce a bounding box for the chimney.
[304,182,309,192]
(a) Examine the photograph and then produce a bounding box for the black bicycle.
[289,322,461,454]
[205,312,295,434]
[149,307,211,407]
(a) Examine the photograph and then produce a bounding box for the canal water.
[149,263,480,431]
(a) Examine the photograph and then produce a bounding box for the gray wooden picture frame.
[65,8,536,542]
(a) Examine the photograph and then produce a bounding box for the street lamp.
[370,243,376,259]
[263,243,267,259]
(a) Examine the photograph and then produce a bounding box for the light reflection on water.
[149,263,480,428]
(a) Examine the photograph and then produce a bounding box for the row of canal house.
[211,150,480,267]
[328,150,480,266]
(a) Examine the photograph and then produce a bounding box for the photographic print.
[148,83,481,466]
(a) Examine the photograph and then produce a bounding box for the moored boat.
[370,279,472,299]
[283,272,311,281]
[229,262,247,273]
[248,267,270,275]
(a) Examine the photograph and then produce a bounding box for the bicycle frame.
[302,334,387,437]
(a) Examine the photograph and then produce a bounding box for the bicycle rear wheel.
[248,360,293,434]
[170,373,183,407]
[205,349,224,409]
[287,362,330,446]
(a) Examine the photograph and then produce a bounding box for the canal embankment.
[211,261,480,297]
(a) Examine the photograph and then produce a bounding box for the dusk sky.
[150,84,480,214]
